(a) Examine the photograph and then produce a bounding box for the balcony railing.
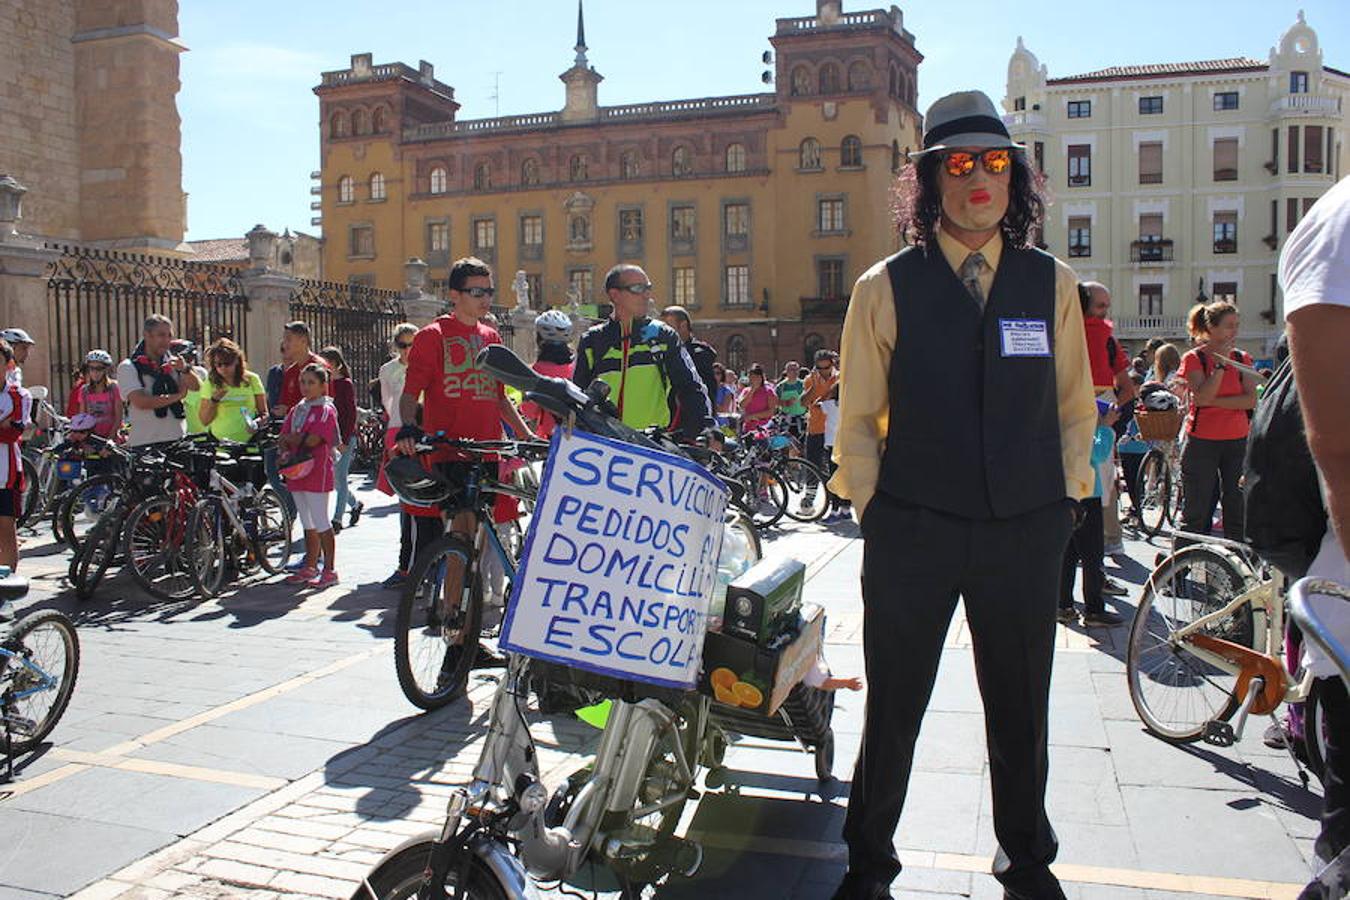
[775,9,912,41]
[800,295,849,320]
[1213,238,1237,255]
[1130,239,1174,263]
[1002,111,1048,131]
[1270,94,1341,116]
[1112,316,1188,339]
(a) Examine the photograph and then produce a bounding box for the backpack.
[1242,356,1326,579]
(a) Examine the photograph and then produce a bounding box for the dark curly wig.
[893,150,1047,250]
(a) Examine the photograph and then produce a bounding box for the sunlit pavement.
[0,485,1321,899]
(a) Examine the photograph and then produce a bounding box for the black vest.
[876,243,1066,520]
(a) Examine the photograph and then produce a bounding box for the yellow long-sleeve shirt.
[828,228,1097,520]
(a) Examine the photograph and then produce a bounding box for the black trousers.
[1180,436,1246,541]
[844,493,1074,899]
[1120,452,1144,519]
[1303,676,1350,899]
[1061,498,1105,614]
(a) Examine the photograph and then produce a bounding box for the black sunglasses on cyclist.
[616,282,654,294]
[459,286,496,299]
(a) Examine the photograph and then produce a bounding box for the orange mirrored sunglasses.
[941,148,1013,178]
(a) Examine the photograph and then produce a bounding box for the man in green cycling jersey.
[572,265,714,438]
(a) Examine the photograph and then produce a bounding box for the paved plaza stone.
[0,478,1326,899]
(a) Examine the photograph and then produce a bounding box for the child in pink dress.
[280,363,340,586]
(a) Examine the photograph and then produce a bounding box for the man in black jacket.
[660,305,719,400]
[572,265,713,439]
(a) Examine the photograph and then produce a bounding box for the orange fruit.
[711,668,738,690]
[731,681,764,709]
[713,684,739,706]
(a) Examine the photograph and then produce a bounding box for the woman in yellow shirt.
[198,338,267,443]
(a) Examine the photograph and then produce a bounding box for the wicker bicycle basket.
[1135,408,1182,442]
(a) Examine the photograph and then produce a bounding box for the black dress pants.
[1302,676,1350,899]
[843,493,1074,899]
[1061,497,1105,615]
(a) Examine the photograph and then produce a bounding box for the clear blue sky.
[180,0,1349,241]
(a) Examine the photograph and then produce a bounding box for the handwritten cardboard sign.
[500,428,729,690]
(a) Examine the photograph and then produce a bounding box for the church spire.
[574,0,588,66]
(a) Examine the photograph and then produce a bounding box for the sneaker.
[1102,577,1128,596]
[348,501,364,528]
[330,518,342,535]
[1056,607,1080,624]
[1262,721,1290,749]
[1082,610,1125,627]
[286,566,318,584]
[1103,541,1126,556]
[382,570,407,589]
[310,569,339,587]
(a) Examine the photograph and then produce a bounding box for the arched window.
[725,143,747,173]
[521,158,540,186]
[369,172,386,200]
[672,145,693,177]
[847,60,872,91]
[726,335,748,373]
[620,150,640,179]
[569,154,588,181]
[803,333,826,364]
[790,65,811,97]
[819,63,841,94]
[799,137,822,170]
[429,165,447,194]
[840,135,863,168]
[330,111,349,139]
[474,162,491,191]
[372,107,386,133]
[352,108,369,136]
[889,64,900,98]
[337,175,354,203]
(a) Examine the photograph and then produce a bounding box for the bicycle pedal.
[2,715,37,736]
[1201,721,1236,747]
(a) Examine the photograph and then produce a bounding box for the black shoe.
[330,518,342,535]
[1055,607,1080,625]
[830,873,893,900]
[1101,577,1128,596]
[1082,610,1125,627]
[349,501,364,527]
[1263,721,1290,749]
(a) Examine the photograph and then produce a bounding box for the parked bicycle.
[1126,530,1328,786]
[353,406,388,473]
[707,426,828,529]
[356,344,772,900]
[0,572,79,781]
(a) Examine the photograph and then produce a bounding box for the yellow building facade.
[314,0,922,372]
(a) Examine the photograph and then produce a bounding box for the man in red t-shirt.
[273,321,329,417]
[396,259,534,649]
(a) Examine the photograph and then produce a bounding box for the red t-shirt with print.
[280,353,331,408]
[1179,348,1252,441]
[402,314,505,457]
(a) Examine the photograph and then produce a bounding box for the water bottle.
[241,407,259,435]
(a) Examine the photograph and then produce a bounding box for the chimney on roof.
[817,0,841,25]
[419,60,434,85]
[351,53,372,77]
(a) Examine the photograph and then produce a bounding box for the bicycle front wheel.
[744,468,787,530]
[124,496,197,601]
[3,609,80,753]
[394,534,482,710]
[185,498,228,599]
[253,488,295,575]
[53,474,126,551]
[70,498,125,601]
[778,458,829,523]
[1135,450,1170,538]
[16,454,41,527]
[1126,545,1256,742]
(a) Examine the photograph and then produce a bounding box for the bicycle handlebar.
[1287,577,1350,689]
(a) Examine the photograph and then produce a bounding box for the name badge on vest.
[999,319,1051,358]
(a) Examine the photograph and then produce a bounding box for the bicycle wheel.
[1126,545,1256,742]
[1135,450,1170,538]
[744,468,787,530]
[16,453,41,528]
[1303,676,1331,785]
[123,496,197,601]
[53,474,126,551]
[353,838,508,900]
[3,609,80,754]
[779,458,829,523]
[394,533,482,710]
[253,488,294,576]
[71,499,125,601]
[184,498,228,599]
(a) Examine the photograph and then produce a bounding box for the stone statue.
[512,270,530,310]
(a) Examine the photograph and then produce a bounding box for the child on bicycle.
[280,363,339,587]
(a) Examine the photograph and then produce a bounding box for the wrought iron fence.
[289,280,405,395]
[45,244,250,404]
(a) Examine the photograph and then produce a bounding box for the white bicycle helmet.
[85,349,114,367]
[533,309,573,344]
[0,328,34,346]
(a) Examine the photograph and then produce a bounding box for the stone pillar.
[400,258,446,326]
[0,176,60,389]
[238,225,297,374]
